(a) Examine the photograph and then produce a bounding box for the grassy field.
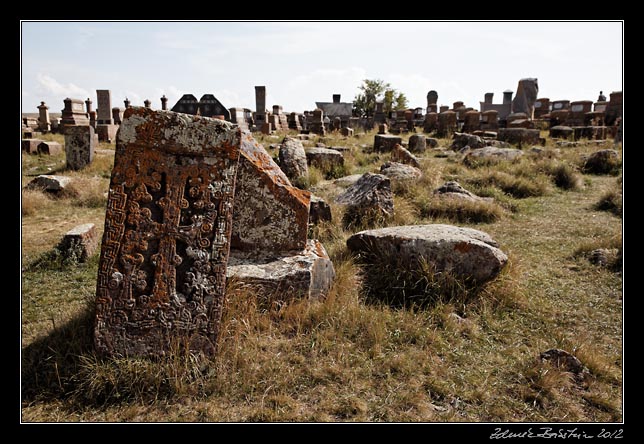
[21,128,622,423]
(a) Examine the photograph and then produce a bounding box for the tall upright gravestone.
[95,107,241,358]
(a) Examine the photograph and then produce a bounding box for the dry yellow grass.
[21,129,622,423]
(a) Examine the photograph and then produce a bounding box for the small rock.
[588,248,619,267]
[336,172,394,218]
[540,349,589,378]
[583,149,621,175]
[433,181,490,202]
[305,147,344,171]
[391,143,421,168]
[408,134,427,153]
[451,132,486,150]
[27,174,73,192]
[278,137,309,181]
[58,223,99,262]
[426,137,439,148]
[380,161,423,181]
[463,147,524,165]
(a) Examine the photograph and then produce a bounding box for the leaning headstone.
[65,126,96,170]
[58,223,99,262]
[37,141,63,155]
[278,137,309,182]
[95,107,242,358]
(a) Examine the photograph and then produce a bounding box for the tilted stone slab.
[95,107,241,358]
[232,133,310,252]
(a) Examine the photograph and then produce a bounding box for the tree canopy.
[353,79,409,118]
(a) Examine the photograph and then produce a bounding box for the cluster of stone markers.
[22,78,622,358]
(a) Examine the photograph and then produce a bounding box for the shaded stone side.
[65,126,96,170]
[95,107,242,358]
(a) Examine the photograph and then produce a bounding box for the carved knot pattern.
[95,142,239,357]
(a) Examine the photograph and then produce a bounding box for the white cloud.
[36,73,89,98]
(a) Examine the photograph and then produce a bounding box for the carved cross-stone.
[95,107,241,358]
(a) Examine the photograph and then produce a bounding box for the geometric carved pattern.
[94,107,241,358]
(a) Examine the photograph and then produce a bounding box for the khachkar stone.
[65,125,96,170]
[95,107,242,358]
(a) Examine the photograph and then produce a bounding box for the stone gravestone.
[95,107,242,358]
[96,90,119,142]
[61,98,90,127]
[426,90,438,113]
[65,126,96,170]
[512,78,539,119]
[37,101,50,132]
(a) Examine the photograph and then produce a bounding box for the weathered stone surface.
[436,111,457,138]
[61,98,90,126]
[65,125,96,170]
[380,161,423,181]
[227,239,335,301]
[374,134,402,152]
[22,138,44,154]
[96,124,118,143]
[408,134,427,153]
[451,132,486,150]
[582,149,621,174]
[278,136,309,181]
[463,147,524,165]
[433,181,489,202]
[512,78,539,119]
[336,173,393,217]
[333,174,364,187]
[58,223,99,262]
[426,137,438,148]
[391,144,421,168]
[309,194,332,224]
[305,147,344,170]
[27,174,72,192]
[37,141,63,155]
[95,107,242,358]
[497,128,542,147]
[540,349,589,378]
[232,133,310,252]
[550,125,574,139]
[346,224,508,283]
[340,127,354,137]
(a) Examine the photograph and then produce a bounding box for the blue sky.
[21,21,623,115]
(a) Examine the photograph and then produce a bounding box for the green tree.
[352,79,390,118]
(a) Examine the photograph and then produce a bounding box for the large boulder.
[451,132,486,150]
[380,161,423,181]
[278,136,309,181]
[347,224,508,284]
[463,146,524,166]
[391,143,421,168]
[336,173,394,221]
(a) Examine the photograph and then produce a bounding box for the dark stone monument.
[426,90,438,113]
[65,125,96,170]
[95,107,242,358]
[37,101,50,132]
[161,95,168,111]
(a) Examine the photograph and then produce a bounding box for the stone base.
[58,223,99,262]
[22,138,44,153]
[96,124,118,143]
[226,239,335,301]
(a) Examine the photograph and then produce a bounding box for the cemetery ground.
[21,130,622,422]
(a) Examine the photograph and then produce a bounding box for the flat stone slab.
[22,138,44,154]
[463,146,524,165]
[226,239,335,301]
[380,161,422,181]
[347,224,508,283]
[373,134,402,152]
[37,141,63,155]
[27,174,72,192]
[305,147,344,170]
